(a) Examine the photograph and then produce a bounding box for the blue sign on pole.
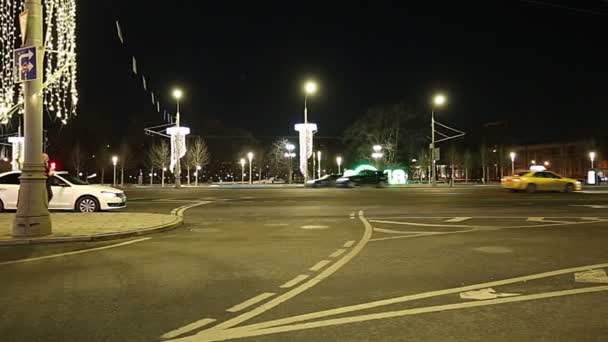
[14,46,37,83]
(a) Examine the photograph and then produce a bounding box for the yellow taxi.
[502,170,581,193]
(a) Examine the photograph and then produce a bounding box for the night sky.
[65,1,607,157]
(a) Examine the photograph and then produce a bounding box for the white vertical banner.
[295,123,317,178]
[166,126,190,173]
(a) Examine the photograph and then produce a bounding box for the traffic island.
[0,212,182,246]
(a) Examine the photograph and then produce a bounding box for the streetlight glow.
[285,143,295,152]
[433,94,446,106]
[336,156,342,174]
[247,152,254,184]
[172,88,183,100]
[509,152,516,175]
[590,151,596,169]
[247,152,253,162]
[373,145,382,153]
[509,152,516,161]
[304,81,317,95]
[544,161,550,166]
[112,156,118,166]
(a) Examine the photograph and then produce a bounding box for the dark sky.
[71,1,607,151]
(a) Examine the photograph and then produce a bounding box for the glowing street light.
[112,156,118,186]
[372,145,383,167]
[544,161,550,167]
[195,165,202,186]
[284,144,296,184]
[240,158,246,184]
[171,88,185,188]
[162,167,167,187]
[590,151,596,169]
[509,152,516,175]
[336,156,342,174]
[531,160,536,165]
[317,150,322,178]
[303,81,317,124]
[247,152,254,184]
[431,94,446,186]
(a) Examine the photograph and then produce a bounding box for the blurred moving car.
[502,170,581,193]
[336,170,388,188]
[305,174,341,188]
[0,171,126,213]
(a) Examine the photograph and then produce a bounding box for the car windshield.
[57,174,89,185]
[517,171,530,176]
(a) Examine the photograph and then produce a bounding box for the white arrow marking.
[18,49,34,67]
[459,288,520,300]
[26,62,34,71]
[445,217,472,222]
[574,269,608,283]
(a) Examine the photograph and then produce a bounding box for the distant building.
[508,139,597,178]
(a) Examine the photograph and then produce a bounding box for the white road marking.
[162,318,217,340]
[190,286,608,341]
[581,217,600,221]
[444,217,472,222]
[329,249,346,258]
[263,223,289,227]
[196,210,373,335]
[570,204,608,209]
[575,269,608,283]
[526,217,571,223]
[343,240,356,248]
[300,225,329,229]
[280,274,310,288]
[226,293,276,313]
[373,227,442,235]
[309,260,331,272]
[370,219,483,229]
[0,238,151,267]
[195,260,608,336]
[459,288,519,300]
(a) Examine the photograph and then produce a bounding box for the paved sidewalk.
[0,212,181,245]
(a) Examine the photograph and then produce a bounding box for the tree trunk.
[101,168,105,185]
[482,165,485,184]
[187,168,191,185]
[150,167,154,185]
[120,166,124,186]
[465,168,469,184]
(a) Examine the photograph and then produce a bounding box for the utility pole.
[174,98,182,188]
[13,0,52,237]
[430,108,436,187]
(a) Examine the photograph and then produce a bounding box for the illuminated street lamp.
[544,161,550,167]
[195,165,202,186]
[336,156,342,174]
[112,156,118,186]
[431,94,446,186]
[589,152,596,169]
[240,158,246,184]
[172,88,184,188]
[372,145,383,167]
[284,143,296,184]
[304,81,317,124]
[162,167,167,187]
[531,160,536,165]
[247,152,254,184]
[317,150,322,178]
[509,152,516,175]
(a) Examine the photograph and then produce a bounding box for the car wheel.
[76,196,99,213]
[377,181,388,188]
[0,199,4,212]
[347,181,355,188]
[526,184,537,193]
[564,183,574,193]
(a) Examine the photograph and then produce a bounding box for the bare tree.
[147,140,170,186]
[463,150,473,184]
[70,141,85,177]
[266,138,291,180]
[184,137,210,185]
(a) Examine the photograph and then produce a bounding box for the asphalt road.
[1,185,608,341]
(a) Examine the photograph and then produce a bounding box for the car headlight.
[337,177,349,182]
[306,180,316,184]
[576,181,582,185]
[101,191,120,198]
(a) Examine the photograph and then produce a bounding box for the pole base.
[13,214,52,237]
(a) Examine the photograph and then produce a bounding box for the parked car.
[336,170,388,188]
[305,174,341,188]
[502,170,581,193]
[0,171,127,213]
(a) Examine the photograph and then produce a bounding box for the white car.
[0,171,126,213]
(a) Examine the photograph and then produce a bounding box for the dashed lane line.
[329,249,346,258]
[162,318,217,340]
[444,217,472,222]
[226,293,276,313]
[280,275,310,288]
[343,240,356,248]
[309,260,331,272]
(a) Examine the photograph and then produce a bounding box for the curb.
[0,216,183,246]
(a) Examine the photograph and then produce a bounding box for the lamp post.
[112,156,118,186]
[336,156,342,174]
[247,152,253,184]
[431,94,446,187]
[13,0,52,237]
[172,88,183,188]
[162,167,167,187]
[590,152,596,169]
[372,145,383,168]
[286,143,295,184]
[303,81,316,183]
[240,158,246,184]
[195,165,201,186]
[509,152,516,175]
[317,150,322,178]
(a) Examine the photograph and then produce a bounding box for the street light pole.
[590,152,596,169]
[112,156,118,186]
[14,0,52,237]
[240,158,245,184]
[248,152,253,184]
[336,156,342,174]
[430,94,446,187]
[196,165,201,186]
[509,152,516,175]
[303,81,317,183]
[317,150,322,178]
[173,89,183,189]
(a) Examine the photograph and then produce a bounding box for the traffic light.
[50,162,56,171]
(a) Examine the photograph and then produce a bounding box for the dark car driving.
[336,170,388,188]
[305,174,341,188]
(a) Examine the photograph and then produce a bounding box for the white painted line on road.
[309,260,331,272]
[570,204,608,209]
[329,249,346,258]
[200,286,608,341]
[226,293,276,313]
[0,238,151,267]
[370,219,483,229]
[373,227,442,235]
[526,217,572,224]
[444,217,472,223]
[162,318,216,340]
[196,261,608,339]
[197,210,373,335]
[582,217,601,221]
[459,288,519,300]
[574,269,608,283]
[280,274,310,288]
[343,240,356,248]
[263,223,289,227]
[300,225,330,229]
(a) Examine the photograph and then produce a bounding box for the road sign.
[14,46,37,83]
